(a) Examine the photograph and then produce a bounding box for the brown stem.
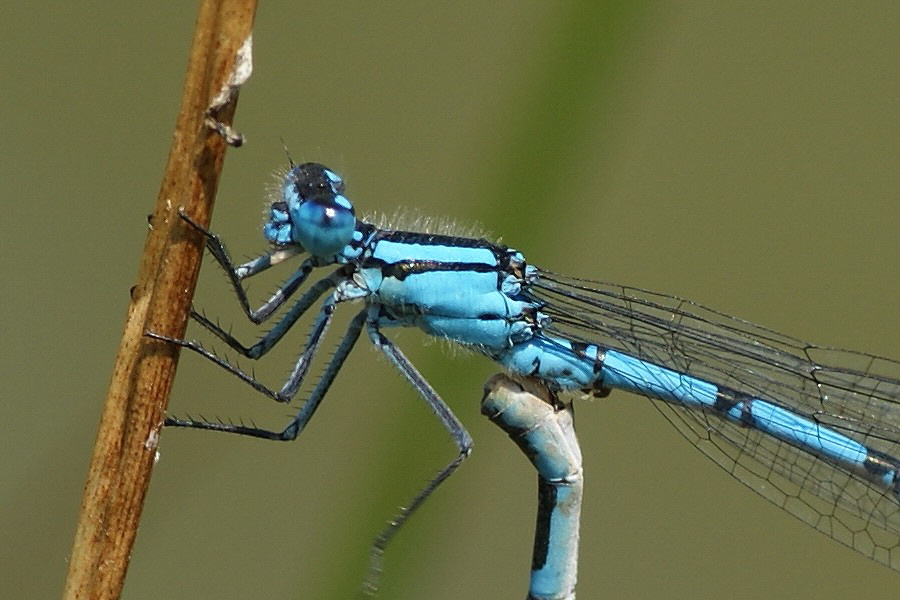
[62,1,257,598]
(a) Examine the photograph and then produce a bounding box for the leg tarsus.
[361,323,474,597]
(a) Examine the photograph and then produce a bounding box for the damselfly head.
[263,163,357,258]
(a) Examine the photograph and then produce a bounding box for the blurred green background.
[3,2,898,599]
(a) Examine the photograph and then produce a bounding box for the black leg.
[362,321,474,597]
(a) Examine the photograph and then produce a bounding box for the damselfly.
[151,161,899,599]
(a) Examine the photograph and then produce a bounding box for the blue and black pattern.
[150,161,900,598]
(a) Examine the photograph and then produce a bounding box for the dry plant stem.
[62,1,257,598]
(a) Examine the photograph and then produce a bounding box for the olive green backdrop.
[3,2,897,599]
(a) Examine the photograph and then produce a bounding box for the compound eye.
[292,194,356,257]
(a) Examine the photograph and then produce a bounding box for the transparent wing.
[533,269,900,570]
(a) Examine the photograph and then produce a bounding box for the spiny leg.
[192,272,339,359]
[363,323,474,597]
[180,210,313,323]
[147,293,341,406]
[159,308,367,440]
